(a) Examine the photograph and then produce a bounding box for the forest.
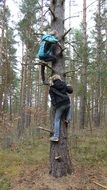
[0,0,107,189]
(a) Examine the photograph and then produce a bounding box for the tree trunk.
[49,0,73,177]
[94,0,101,127]
[79,0,88,129]
[17,53,27,137]
[0,0,6,117]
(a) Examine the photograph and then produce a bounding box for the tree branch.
[39,61,55,72]
[93,181,107,189]
[64,65,83,75]
[65,41,82,60]
[49,7,56,20]
[61,28,71,40]
[38,127,53,134]
[64,15,79,23]
[60,47,66,53]
[21,62,55,72]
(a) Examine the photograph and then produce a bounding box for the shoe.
[50,136,59,142]
[65,120,69,124]
[43,81,49,85]
[65,120,70,127]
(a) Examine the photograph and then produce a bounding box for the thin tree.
[79,0,88,129]
[17,0,39,137]
[93,0,103,127]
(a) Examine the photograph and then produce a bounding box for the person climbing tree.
[38,30,62,85]
[49,74,73,142]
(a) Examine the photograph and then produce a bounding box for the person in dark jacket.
[38,30,62,85]
[49,74,73,142]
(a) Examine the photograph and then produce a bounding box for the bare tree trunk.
[17,43,27,137]
[104,12,107,125]
[94,0,101,127]
[0,0,6,117]
[49,0,73,177]
[79,0,88,129]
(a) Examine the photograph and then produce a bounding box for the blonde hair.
[49,74,61,86]
[49,30,58,36]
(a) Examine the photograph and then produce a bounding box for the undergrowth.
[0,177,11,190]
[0,127,107,188]
[70,128,107,167]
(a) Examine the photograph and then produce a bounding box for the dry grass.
[0,127,107,190]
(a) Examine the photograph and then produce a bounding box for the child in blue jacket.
[38,30,61,84]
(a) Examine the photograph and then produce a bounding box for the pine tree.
[49,0,73,177]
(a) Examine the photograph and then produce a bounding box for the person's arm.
[66,85,73,94]
[57,41,62,49]
[49,87,56,106]
[46,35,58,43]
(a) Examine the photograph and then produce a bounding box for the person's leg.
[44,55,57,62]
[51,43,62,57]
[40,57,51,84]
[50,105,66,142]
[64,105,72,124]
[41,64,45,83]
[39,55,57,84]
[53,108,62,138]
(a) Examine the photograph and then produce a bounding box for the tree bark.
[94,0,101,127]
[49,0,73,177]
[0,0,6,117]
[79,0,88,129]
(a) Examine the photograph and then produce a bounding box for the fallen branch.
[93,181,107,189]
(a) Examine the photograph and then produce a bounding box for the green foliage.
[18,0,39,45]
[72,29,84,63]
[0,4,19,114]
[20,0,39,15]
[0,178,11,190]
[0,138,49,177]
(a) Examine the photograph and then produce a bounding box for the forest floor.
[10,160,107,190]
[0,127,107,190]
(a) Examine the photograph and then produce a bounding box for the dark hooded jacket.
[49,79,73,108]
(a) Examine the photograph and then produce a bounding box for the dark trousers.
[40,55,56,82]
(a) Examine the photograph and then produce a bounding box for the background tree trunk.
[94,0,101,127]
[79,0,88,129]
[0,0,6,118]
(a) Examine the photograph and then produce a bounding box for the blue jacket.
[38,34,58,57]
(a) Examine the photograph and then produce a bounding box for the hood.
[53,79,65,90]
